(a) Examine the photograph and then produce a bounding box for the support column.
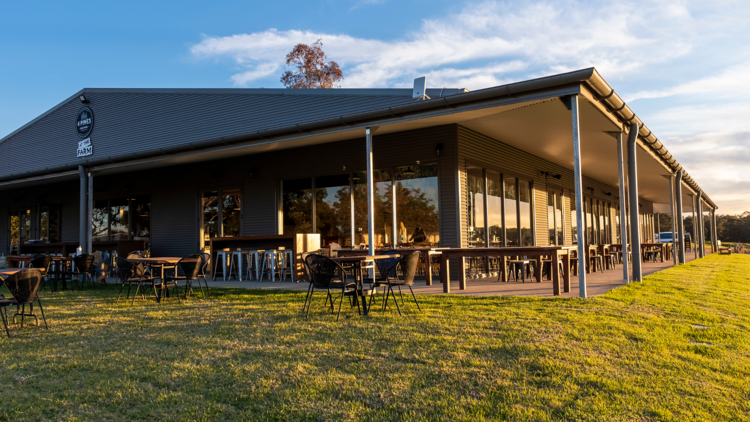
[78,166,88,254]
[668,175,677,265]
[616,132,629,284]
[712,208,719,252]
[692,194,698,259]
[365,127,375,260]
[655,213,660,241]
[87,171,93,253]
[699,201,704,255]
[570,95,587,297]
[627,123,642,282]
[676,172,685,264]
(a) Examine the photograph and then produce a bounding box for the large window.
[464,166,534,247]
[316,174,352,247]
[200,189,240,251]
[570,195,578,245]
[92,195,151,243]
[396,165,440,245]
[282,164,439,248]
[467,166,485,246]
[547,189,564,246]
[8,209,30,254]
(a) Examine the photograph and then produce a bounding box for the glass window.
[599,201,606,244]
[504,177,518,246]
[353,169,392,247]
[282,178,313,236]
[547,190,555,245]
[555,191,563,246]
[487,170,503,246]
[519,180,533,246]
[201,191,219,247]
[110,198,129,241]
[467,165,485,247]
[92,200,110,241]
[396,165,439,246]
[40,205,61,243]
[132,196,151,240]
[570,195,578,245]
[616,205,621,243]
[316,174,351,248]
[221,190,241,238]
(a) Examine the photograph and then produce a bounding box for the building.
[0,68,719,294]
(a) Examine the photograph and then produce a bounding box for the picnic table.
[438,246,573,295]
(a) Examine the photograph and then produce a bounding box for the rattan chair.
[302,254,357,321]
[72,254,96,289]
[0,269,48,336]
[165,255,205,299]
[115,256,157,305]
[377,251,422,315]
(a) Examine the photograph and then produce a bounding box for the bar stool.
[213,249,230,281]
[277,249,294,282]
[242,250,261,281]
[507,259,533,283]
[542,258,564,281]
[228,250,246,281]
[604,252,617,270]
[589,253,604,273]
[260,250,278,281]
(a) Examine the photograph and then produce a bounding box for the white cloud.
[627,64,750,102]
[190,1,718,89]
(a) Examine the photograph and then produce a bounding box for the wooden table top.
[0,268,30,280]
[332,254,395,262]
[127,257,182,265]
[8,255,74,261]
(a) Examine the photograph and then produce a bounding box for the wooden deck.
[202,254,700,298]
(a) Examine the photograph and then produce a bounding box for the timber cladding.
[457,125,653,248]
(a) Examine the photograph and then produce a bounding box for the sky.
[1,0,749,213]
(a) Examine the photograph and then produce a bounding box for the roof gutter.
[0,68,714,208]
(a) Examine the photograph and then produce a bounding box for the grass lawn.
[1,254,749,421]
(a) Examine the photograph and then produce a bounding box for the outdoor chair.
[0,269,48,337]
[376,251,422,316]
[588,252,604,273]
[29,254,52,291]
[115,256,157,305]
[542,257,564,281]
[165,254,205,299]
[301,254,357,321]
[72,254,96,289]
[506,259,535,282]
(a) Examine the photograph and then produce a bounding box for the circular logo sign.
[76,107,94,138]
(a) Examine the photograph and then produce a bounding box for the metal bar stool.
[212,249,230,281]
[228,250,246,281]
[277,249,294,282]
[260,250,278,282]
[242,250,261,281]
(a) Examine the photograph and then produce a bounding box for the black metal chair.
[368,250,401,309]
[165,255,205,299]
[199,253,211,298]
[72,254,96,289]
[302,254,357,321]
[375,251,422,315]
[0,269,48,337]
[30,254,52,292]
[115,256,157,305]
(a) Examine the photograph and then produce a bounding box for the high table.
[335,248,444,285]
[438,246,573,295]
[331,255,392,316]
[640,243,667,263]
[127,257,182,302]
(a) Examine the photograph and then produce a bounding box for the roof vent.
[413,76,430,100]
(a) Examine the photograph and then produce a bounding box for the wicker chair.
[0,269,48,337]
[377,251,422,315]
[72,254,96,289]
[115,256,156,305]
[165,255,205,299]
[302,254,357,321]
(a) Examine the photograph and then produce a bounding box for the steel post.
[570,95,587,297]
[668,175,677,265]
[78,166,88,254]
[616,132,629,283]
[365,128,375,260]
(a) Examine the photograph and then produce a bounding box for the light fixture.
[79,94,89,104]
[435,143,444,157]
[552,174,562,180]
[403,167,415,176]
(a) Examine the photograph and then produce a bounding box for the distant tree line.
[657,211,750,243]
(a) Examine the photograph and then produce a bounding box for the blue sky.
[1,0,749,212]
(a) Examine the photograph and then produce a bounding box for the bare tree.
[280,39,343,89]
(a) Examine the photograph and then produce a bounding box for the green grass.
[1,254,749,421]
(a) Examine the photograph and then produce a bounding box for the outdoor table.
[0,268,23,281]
[331,254,392,316]
[6,255,74,291]
[640,243,666,262]
[127,257,182,302]
[438,246,572,295]
[7,255,32,268]
[336,247,445,285]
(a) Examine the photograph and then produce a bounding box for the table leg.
[441,256,450,293]
[357,263,368,316]
[535,256,542,282]
[562,253,570,293]
[425,252,432,286]
[552,252,560,296]
[501,255,507,282]
[459,257,466,290]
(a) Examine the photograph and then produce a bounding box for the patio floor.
[203,253,702,298]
